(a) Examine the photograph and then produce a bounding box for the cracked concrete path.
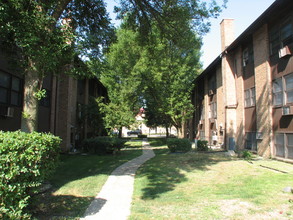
[82,138,155,220]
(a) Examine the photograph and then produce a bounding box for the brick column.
[220,19,235,51]
[253,24,272,158]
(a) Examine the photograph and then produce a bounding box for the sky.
[105,0,276,68]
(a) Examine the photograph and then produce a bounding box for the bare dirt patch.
[219,199,291,219]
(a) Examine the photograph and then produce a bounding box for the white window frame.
[285,73,293,104]
[244,87,256,108]
[273,73,293,106]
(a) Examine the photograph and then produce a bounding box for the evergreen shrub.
[0,131,61,219]
[82,136,127,154]
[167,138,191,153]
[197,140,209,151]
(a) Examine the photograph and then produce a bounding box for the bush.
[82,136,127,154]
[241,150,253,160]
[0,131,61,219]
[197,140,209,151]
[138,134,147,138]
[167,138,191,153]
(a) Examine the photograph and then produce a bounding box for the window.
[274,133,293,159]
[242,48,249,67]
[273,73,293,106]
[210,102,217,118]
[281,21,293,47]
[244,87,256,107]
[242,46,254,67]
[287,134,293,159]
[200,105,205,120]
[208,74,216,92]
[245,132,257,151]
[269,20,293,56]
[285,74,293,103]
[275,133,285,157]
[0,71,22,106]
[273,78,283,106]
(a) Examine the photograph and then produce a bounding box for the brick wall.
[253,24,272,158]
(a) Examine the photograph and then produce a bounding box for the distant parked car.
[127,130,142,136]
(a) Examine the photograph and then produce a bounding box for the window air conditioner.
[0,106,14,117]
[279,46,291,58]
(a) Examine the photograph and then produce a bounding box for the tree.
[0,0,226,132]
[102,22,202,138]
[137,26,202,137]
[100,29,143,136]
[0,0,113,132]
[103,0,226,137]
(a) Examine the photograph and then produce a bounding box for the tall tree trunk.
[177,127,183,138]
[118,127,123,138]
[21,61,41,132]
[177,123,187,139]
[165,125,169,137]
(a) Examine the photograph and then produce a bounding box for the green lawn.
[30,139,142,219]
[30,138,293,219]
[130,145,293,219]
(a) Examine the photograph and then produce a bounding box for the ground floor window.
[275,133,293,159]
[0,70,22,106]
[245,132,257,151]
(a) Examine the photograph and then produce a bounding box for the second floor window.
[273,73,293,106]
[210,102,217,118]
[200,104,205,120]
[285,74,293,103]
[270,19,293,56]
[244,87,256,107]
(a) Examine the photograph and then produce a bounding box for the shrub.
[0,131,61,219]
[82,136,127,154]
[138,134,147,138]
[197,140,209,151]
[167,138,191,153]
[241,150,253,160]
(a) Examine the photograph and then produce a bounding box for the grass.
[30,140,142,219]
[130,142,293,219]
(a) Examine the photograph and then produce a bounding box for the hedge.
[197,140,209,151]
[0,131,61,219]
[82,136,127,154]
[167,138,191,153]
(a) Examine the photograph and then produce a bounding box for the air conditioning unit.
[208,90,214,96]
[199,120,203,125]
[0,106,14,117]
[279,46,291,58]
[282,106,293,116]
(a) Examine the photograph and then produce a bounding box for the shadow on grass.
[51,149,142,189]
[137,149,232,200]
[148,138,167,147]
[30,148,142,218]
[30,193,94,219]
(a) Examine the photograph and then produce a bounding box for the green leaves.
[0,131,61,219]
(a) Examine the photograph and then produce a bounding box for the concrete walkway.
[82,139,155,220]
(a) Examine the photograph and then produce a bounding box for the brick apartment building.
[192,0,293,162]
[0,49,107,152]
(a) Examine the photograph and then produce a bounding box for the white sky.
[105,0,276,68]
